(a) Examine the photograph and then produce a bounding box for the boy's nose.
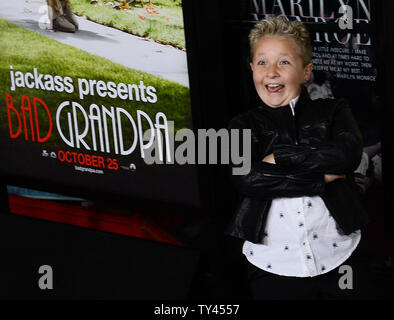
[267,64,280,77]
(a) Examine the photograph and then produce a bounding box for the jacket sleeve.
[272,99,363,174]
[228,113,325,200]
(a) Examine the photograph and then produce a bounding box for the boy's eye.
[257,60,266,65]
[280,60,290,65]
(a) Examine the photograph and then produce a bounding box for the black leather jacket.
[226,86,369,244]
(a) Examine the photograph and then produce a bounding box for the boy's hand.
[262,153,276,164]
[324,174,346,183]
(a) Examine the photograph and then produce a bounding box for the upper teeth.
[267,84,281,87]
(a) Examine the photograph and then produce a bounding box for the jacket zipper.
[290,103,299,145]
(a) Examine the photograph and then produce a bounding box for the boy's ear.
[304,63,313,81]
[249,62,254,72]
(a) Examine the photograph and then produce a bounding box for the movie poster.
[0,0,200,206]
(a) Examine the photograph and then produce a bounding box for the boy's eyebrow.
[254,53,292,57]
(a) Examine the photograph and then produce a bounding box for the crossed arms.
[229,99,363,200]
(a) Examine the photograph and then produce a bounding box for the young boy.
[226,17,371,299]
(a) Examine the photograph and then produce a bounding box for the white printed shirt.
[242,96,361,277]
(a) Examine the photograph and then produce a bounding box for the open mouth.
[265,84,285,93]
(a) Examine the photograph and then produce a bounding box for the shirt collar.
[290,95,300,109]
[289,95,300,116]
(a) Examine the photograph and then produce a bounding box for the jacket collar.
[257,85,310,113]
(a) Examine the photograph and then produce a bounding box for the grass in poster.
[70,0,185,50]
[0,18,191,150]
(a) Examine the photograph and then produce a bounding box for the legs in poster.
[47,0,79,33]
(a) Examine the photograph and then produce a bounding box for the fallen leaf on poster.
[121,1,130,9]
[145,3,159,14]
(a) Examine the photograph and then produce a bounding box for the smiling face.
[250,35,313,108]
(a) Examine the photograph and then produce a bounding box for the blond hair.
[249,16,312,66]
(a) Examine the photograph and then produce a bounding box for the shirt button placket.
[298,201,318,276]
[301,239,318,276]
